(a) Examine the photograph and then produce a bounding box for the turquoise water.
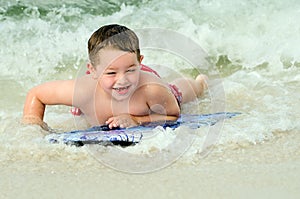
[0,0,299,172]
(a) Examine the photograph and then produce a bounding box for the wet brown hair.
[88,24,141,66]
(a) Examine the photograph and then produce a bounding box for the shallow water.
[1,0,300,198]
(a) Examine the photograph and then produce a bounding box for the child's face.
[95,49,142,101]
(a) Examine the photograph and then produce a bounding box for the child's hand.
[22,115,50,131]
[105,114,138,129]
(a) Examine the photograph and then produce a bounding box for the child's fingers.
[108,122,117,129]
[105,117,114,124]
[107,119,121,129]
[106,115,134,129]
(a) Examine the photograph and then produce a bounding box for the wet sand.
[1,129,299,199]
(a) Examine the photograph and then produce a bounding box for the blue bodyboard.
[46,112,240,146]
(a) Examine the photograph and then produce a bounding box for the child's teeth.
[115,86,129,91]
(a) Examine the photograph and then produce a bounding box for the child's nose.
[116,73,127,83]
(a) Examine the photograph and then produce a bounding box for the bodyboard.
[46,112,240,146]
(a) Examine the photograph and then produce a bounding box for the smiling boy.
[22,24,207,129]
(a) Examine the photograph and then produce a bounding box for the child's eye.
[127,69,136,73]
[105,71,116,75]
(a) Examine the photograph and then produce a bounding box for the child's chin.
[112,92,131,101]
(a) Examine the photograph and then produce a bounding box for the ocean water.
[0,0,300,192]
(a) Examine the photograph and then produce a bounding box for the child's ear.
[87,63,97,79]
[139,55,144,63]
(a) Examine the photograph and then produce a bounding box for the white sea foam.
[0,0,299,166]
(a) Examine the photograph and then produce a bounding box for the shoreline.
[1,129,299,199]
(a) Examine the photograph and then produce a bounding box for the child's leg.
[171,74,208,104]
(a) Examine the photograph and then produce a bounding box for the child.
[22,24,208,130]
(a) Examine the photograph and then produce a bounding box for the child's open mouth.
[113,85,131,94]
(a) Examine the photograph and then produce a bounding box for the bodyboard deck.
[46,112,240,146]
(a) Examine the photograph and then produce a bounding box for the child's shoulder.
[139,70,164,83]
[138,71,169,92]
[76,74,95,84]
[73,75,97,94]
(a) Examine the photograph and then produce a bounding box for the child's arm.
[132,114,178,124]
[22,80,75,129]
[105,113,178,129]
[133,84,180,124]
[106,84,180,128]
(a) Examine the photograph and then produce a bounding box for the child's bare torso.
[73,71,171,125]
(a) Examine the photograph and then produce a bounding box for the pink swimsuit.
[71,64,182,116]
